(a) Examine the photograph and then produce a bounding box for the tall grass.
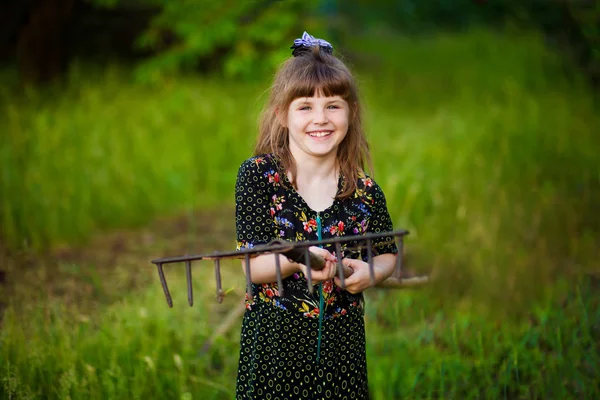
[366,279,599,399]
[1,268,244,400]
[355,29,599,313]
[1,29,599,398]
[1,67,263,250]
[2,268,597,399]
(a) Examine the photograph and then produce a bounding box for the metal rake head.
[151,229,428,307]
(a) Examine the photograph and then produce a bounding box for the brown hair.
[254,45,373,199]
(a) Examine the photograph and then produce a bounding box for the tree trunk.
[16,0,75,85]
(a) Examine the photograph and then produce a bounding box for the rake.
[151,229,429,308]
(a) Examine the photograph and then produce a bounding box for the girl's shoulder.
[356,169,381,193]
[237,153,281,181]
[350,169,389,206]
[238,153,278,170]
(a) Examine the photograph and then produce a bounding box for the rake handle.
[282,247,354,278]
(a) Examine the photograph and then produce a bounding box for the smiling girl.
[234,32,398,399]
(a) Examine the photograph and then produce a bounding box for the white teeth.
[308,131,332,137]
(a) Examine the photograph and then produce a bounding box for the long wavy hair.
[254,45,373,199]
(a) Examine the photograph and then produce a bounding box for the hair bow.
[291,31,333,56]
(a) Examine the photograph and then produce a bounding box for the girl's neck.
[288,151,340,212]
[289,151,338,183]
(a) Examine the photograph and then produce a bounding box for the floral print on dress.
[326,220,345,236]
[235,153,397,320]
[269,194,285,217]
[303,218,317,233]
[265,169,281,186]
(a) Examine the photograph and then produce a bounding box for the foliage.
[100,0,321,82]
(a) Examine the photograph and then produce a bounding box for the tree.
[13,0,76,84]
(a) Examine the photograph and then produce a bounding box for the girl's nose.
[313,109,328,123]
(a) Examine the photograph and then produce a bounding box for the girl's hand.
[297,246,338,283]
[334,258,390,294]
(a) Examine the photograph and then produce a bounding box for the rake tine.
[244,253,252,299]
[366,239,375,285]
[304,247,314,294]
[186,260,193,307]
[395,236,404,278]
[335,242,345,289]
[214,258,224,304]
[157,263,173,308]
[274,253,284,296]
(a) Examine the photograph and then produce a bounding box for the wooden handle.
[282,247,326,269]
[376,275,429,289]
[282,248,354,277]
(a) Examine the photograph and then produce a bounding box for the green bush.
[121,0,319,82]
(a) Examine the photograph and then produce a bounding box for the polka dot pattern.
[234,154,397,399]
[236,303,369,400]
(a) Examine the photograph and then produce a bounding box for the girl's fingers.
[324,261,334,279]
[309,246,338,262]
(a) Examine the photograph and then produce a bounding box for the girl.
[235,32,398,400]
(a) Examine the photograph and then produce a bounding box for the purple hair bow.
[291,31,333,56]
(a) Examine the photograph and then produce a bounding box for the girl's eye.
[328,105,340,109]
[299,106,311,111]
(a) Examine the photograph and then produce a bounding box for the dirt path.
[0,207,236,315]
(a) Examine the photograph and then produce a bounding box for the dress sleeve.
[367,182,398,256]
[235,157,276,250]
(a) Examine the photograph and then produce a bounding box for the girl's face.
[285,93,350,161]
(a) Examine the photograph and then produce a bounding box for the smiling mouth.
[307,131,333,138]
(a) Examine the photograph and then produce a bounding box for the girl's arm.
[241,254,300,284]
[242,246,339,284]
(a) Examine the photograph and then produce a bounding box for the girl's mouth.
[307,131,333,138]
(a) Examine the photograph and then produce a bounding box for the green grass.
[2,269,597,399]
[1,28,599,398]
[355,29,599,314]
[1,268,244,400]
[365,279,599,399]
[0,66,264,250]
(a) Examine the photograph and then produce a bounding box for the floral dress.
[235,154,397,400]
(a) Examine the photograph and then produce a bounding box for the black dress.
[234,154,397,400]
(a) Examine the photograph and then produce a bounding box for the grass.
[1,28,599,398]
[2,265,597,399]
[354,28,599,314]
[1,272,242,399]
[0,66,263,251]
[365,280,599,399]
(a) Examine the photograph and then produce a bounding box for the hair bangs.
[285,62,353,106]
